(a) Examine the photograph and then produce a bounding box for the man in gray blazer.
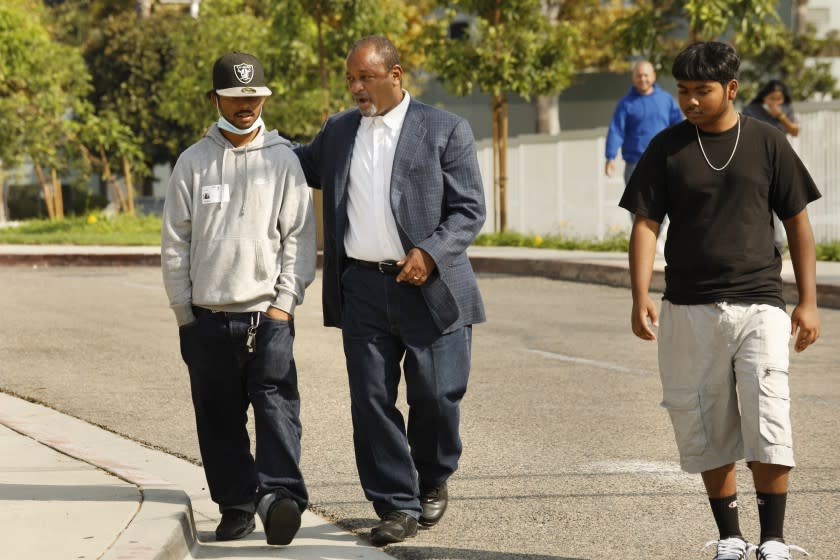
[294,35,486,546]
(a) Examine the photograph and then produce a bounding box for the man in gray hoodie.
[161,52,316,546]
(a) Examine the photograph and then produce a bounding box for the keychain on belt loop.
[246,312,260,353]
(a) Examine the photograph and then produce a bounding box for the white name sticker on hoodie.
[201,184,230,205]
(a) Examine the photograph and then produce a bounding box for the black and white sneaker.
[755,540,810,560]
[701,537,756,559]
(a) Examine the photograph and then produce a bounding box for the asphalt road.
[1,266,837,559]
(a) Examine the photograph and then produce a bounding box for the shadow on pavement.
[386,547,585,560]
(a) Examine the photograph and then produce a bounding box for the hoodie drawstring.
[240,144,249,217]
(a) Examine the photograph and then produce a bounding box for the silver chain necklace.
[695,114,740,171]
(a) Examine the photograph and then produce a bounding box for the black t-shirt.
[619,115,821,308]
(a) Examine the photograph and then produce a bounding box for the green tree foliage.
[48,0,135,46]
[0,0,93,218]
[423,0,577,231]
[425,0,577,98]
[552,0,636,72]
[55,0,435,172]
[0,0,90,169]
[738,27,840,102]
[610,0,838,101]
[265,0,435,140]
[48,0,275,174]
[83,12,208,170]
[609,0,685,69]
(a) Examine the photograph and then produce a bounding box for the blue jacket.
[605,84,683,164]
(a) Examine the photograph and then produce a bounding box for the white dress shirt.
[344,91,411,262]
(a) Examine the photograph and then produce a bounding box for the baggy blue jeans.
[179,307,308,512]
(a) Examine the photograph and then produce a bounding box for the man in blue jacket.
[605,60,683,253]
[605,60,683,182]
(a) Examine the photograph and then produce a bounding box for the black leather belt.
[193,306,255,319]
[345,257,401,276]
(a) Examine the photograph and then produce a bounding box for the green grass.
[0,214,163,246]
[816,241,840,262]
[475,229,840,262]
[474,230,630,252]
[0,218,838,262]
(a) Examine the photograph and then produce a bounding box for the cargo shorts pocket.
[758,367,792,447]
[661,390,707,456]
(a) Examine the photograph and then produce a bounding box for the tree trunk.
[33,162,55,219]
[492,93,509,232]
[795,0,809,35]
[123,156,135,215]
[490,97,499,232]
[0,165,7,223]
[99,147,126,213]
[536,1,561,135]
[51,168,64,219]
[535,95,560,134]
[136,0,152,18]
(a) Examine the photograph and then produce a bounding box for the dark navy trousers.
[179,307,308,512]
[341,265,472,517]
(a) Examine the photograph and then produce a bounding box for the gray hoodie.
[161,124,316,326]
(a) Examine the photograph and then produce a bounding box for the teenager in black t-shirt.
[619,42,821,560]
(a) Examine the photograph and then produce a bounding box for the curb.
[2,250,839,309]
[0,394,196,560]
[0,253,161,266]
[100,485,195,560]
[468,255,840,310]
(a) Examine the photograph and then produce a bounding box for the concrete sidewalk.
[0,392,396,560]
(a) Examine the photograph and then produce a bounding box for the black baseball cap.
[211,52,272,97]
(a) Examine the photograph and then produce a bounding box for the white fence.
[476,100,840,243]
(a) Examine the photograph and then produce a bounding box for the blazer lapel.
[334,112,362,243]
[391,102,425,217]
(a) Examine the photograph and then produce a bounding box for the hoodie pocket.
[191,237,271,302]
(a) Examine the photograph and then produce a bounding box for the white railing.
[476,100,840,243]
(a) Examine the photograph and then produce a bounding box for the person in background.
[605,60,683,254]
[742,79,800,137]
[743,79,801,253]
[161,51,316,546]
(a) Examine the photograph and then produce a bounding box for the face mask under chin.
[215,100,264,135]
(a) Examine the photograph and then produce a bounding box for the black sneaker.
[215,509,255,541]
[369,511,418,546]
[258,496,301,546]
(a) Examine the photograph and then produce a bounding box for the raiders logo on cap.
[212,52,272,97]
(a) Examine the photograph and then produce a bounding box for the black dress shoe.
[262,497,302,546]
[419,482,448,527]
[215,509,255,541]
[369,511,418,546]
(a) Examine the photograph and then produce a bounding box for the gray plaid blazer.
[295,99,486,333]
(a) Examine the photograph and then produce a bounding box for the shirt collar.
[361,90,410,131]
